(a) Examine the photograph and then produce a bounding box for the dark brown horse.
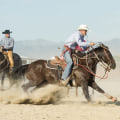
[0,52,22,89]
[15,43,117,102]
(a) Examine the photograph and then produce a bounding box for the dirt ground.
[0,60,120,120]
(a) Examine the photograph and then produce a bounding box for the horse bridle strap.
[73,46,110,79]
[90,45,111,71]
[72,54,96,59]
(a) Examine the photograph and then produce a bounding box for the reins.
[74,62,109,79]
[73,45,111,79]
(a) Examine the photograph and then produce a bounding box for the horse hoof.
[112,97,117,102]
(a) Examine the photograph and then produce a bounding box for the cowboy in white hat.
[60,24,95,85]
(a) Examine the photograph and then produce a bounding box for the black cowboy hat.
[2,30,12,34]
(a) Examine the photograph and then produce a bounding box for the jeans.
[61,48,73,80]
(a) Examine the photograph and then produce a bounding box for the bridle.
[72,44,112,79]
[92,45,111,71]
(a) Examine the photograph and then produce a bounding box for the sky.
[0,0,120,42]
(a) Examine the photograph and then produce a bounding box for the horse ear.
[101,44,109,50]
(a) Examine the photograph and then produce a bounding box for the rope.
[74,63,109,79]
[73,46,110,79]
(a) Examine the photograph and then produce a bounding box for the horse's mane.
[87,43,109,54]
[74,43,109,58]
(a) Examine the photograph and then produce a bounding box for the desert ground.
[0,59,120,120]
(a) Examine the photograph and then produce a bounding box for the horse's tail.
[14,64,29,79]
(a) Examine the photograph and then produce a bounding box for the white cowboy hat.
[77,24,89,31]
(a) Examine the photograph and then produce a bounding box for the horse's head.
[94,43,116,70]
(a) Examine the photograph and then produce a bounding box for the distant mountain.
[14,38,120,59]
[14,39,64,59]
[104,39,120,55]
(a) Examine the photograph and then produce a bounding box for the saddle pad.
[46,60,58,69]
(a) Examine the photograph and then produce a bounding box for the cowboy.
[0,30,14,72]
[60,24,95,85]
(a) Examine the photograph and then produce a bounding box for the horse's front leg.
[0,72,5,89]
[89,81,117,102]
[81,80,91,102]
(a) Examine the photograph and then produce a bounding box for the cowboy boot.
[9,67,14,74]
[60,75,71,87]
[60,79,67,86]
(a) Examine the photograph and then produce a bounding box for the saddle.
[47,55,79,70]
[47,56,66,70]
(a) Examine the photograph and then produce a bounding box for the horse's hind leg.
[6,73,16,89]
[22,81,34,92]
[9,79,14,88]
[31,81,48,93]
[89,82,117,102]
[0,72,5,89]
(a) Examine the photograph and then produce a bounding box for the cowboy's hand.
[86,47,90,51]
[90,42,95,46]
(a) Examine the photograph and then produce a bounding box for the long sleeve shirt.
[0,37,14,49]
[64,31,91,50]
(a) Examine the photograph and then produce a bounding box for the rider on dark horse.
[0,30,14,73]
[60,24,95,85]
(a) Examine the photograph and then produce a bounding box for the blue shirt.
[64,31,91,50]
[0,37,14,49]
